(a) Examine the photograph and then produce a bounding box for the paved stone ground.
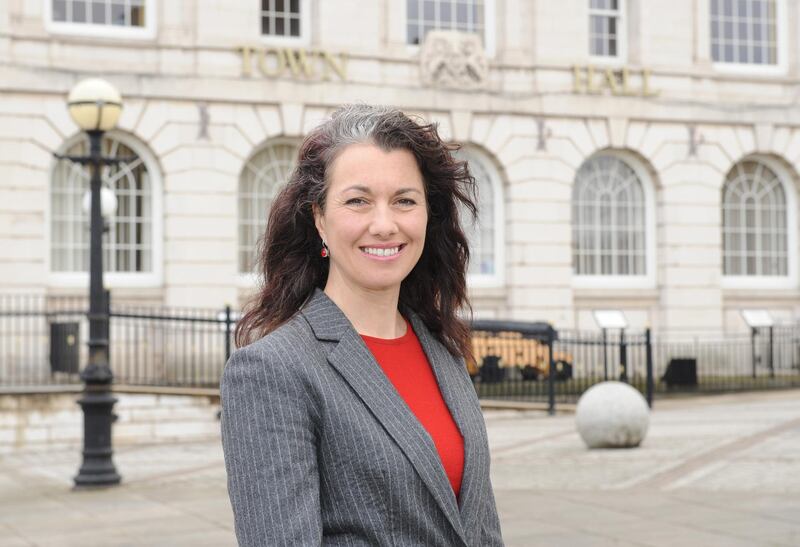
[0,390,798,546]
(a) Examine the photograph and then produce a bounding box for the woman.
[221,104,504,546]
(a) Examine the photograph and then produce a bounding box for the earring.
[320,240,329,258]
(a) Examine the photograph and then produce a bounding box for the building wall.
[2,0,800,334]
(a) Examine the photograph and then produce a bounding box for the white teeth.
[362,247,400,257]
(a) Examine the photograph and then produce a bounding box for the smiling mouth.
[360,244,406,258]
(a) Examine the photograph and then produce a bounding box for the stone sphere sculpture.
[575,381,650,449]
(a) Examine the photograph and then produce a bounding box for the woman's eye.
[345,197,367,206]
[397,198,416,206]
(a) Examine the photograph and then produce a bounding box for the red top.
[361,320,464,499]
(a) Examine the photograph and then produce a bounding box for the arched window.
[722,160,788,277]
[51,133,155,276]
[572,154,646,276]
[456,147,504,286]
[239,141,298,273]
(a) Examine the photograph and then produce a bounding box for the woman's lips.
[359,243,406,260]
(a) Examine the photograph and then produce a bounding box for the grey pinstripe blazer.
[221,289,504,546]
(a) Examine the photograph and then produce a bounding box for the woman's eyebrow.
[339,185,423,196]
[340,184,370,194]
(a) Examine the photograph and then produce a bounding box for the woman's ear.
[312,203,326,242]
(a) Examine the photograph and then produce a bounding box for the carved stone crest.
[419,31,488,90]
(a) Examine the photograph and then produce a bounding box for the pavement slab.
[0,389,798,546]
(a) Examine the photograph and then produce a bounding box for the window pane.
[408,0,419,19]
[53,0,67,21]
[724,43,734,62]
[456,2,467,24]
[51,135,153,273]
[424,0,436,20]
[712,0,777,65]
[592,14,603,33]
[91,1,106,24]
[131,6,144,27]
[455,149,498,279]
[239,143,299,273]
[263,0,303,37]
[407,24,420,44]
[722,160,787,276]
[409,0,485,44]
[753,45,763,63]
[738,0,748,14]
[440,2,451,23]
[573,156,646,276]
[723,0,733,17]
[472,3,482,25]
[110,2,126,26]
[73,1,87,23]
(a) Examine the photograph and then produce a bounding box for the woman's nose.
[369,204,398,236]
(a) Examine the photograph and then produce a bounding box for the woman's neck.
[323,280,406,339]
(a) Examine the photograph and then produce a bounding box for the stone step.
[0,391,221,454]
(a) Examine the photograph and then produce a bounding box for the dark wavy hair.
[236,104,477,361]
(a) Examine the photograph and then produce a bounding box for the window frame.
[47,131,163,289]
[237,138,300,287]
[44,0,158,40]
[457,146,505,289]
[403,0,496,58]
[259,0,311,47]
[710,0,788,75]
[571,150,657,289]
[588,0,627,65]
[721,155,797,290]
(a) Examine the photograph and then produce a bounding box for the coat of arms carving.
[419,31,488,90]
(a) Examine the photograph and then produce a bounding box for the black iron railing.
[0,295,235,389]
[2,295,800,413]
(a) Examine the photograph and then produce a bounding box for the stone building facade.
[1,0,799,335]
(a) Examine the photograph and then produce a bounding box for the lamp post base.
[74,388,121,487]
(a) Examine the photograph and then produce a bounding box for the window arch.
[455,146,504,287]
[238,140,299,273]
[722,159,788,277]
[50,132,160,283]
[572,154,647,277]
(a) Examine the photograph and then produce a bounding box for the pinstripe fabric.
[221,289,504,546]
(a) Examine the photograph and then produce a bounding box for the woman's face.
[314,143,428,296]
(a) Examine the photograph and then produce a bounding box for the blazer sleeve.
[220,344,322,546]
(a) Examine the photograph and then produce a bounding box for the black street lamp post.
[58,78,124,487]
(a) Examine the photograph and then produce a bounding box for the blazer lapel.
[407,312,486,543]
[300,290,467,545]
